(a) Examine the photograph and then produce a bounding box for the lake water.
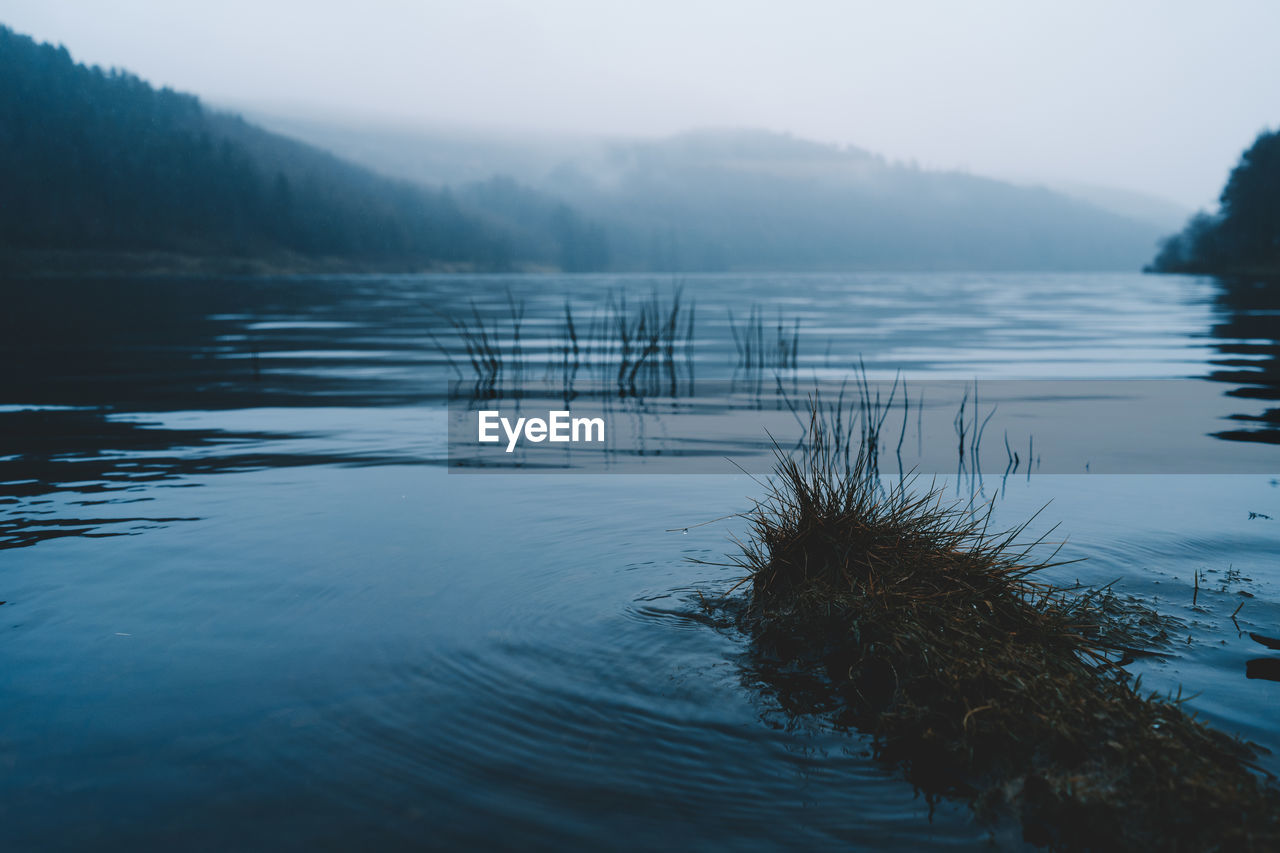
[1,272,1278,850]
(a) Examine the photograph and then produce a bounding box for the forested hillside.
[540,130,1165,272]
[263,119,1169,272]
[0,26,590,270]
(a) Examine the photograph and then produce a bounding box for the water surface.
[2,272,1278,850]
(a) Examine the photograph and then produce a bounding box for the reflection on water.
[1210,277,1280,443]
[1,272,1278,849]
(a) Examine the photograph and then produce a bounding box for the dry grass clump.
[729,408,1280,850]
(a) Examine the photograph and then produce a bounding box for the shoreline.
[0,250,1181,280]
[0,249,547,278]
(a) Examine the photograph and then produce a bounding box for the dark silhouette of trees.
[0,25,612,270]
[1150,129,1280,274]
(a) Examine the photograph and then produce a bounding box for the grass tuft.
[725,404,1280,849]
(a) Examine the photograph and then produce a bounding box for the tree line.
[0,26,610,271]
[1150,129,1280,275]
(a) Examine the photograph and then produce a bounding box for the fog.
[3,0,1277,209]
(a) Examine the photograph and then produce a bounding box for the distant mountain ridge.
[254,115,1168,272]
[2,22,1165,274]
[1050,181,1189,233]
[544,130,1168,271]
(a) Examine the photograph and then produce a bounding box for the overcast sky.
[3,0,1277,209]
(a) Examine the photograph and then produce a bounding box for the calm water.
[2,272,1278,850]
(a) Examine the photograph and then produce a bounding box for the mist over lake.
[3,3,1280,850]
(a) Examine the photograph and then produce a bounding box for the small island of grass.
[714,406,1280,849]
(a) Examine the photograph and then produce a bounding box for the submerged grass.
[435,287,697,395]
[721,405,1280,850]
[437,288,812,396]
[728,304,799,369]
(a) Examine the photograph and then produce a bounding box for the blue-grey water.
[1,272,1278,850]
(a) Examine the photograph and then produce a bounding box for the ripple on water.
[268,589,994,851]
